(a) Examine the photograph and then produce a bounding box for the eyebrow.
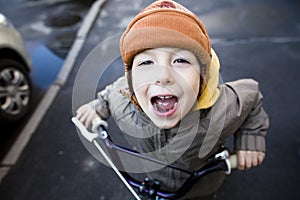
[138,48,192,58]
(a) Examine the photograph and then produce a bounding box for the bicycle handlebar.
[120,153,238,199]
[72,116,238,199]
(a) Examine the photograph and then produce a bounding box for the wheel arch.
[0,48,30,72]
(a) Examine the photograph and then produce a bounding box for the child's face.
[131,47,200,129]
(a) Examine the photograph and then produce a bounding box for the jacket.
[89,76,269,197]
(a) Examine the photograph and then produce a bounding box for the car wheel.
[0,59,32,121]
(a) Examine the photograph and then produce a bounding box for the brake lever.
[71,117,99,142]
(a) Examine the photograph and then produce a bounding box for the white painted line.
[56,0,107,86]
[2,85,60,166]
[77,0,107,39]
[55,38,85,85]
[0,166,10,183]
[0,0,107,182]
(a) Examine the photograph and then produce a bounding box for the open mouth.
[150,95,178,116]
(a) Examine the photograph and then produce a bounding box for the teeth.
[157,95,174,99]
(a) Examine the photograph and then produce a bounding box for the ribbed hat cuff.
[121,27,211,71]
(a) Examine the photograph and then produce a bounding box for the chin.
[145,107,181,129]
[152,118,179,129]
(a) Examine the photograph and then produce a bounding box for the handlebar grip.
[225,154,237,175]
[228,154,238,169]
[92,116,108,133]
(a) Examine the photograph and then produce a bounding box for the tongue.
[153,97,177,113]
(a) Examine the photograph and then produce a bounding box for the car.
[0,13,32,121]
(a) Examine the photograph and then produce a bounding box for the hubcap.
[0,67,30,115]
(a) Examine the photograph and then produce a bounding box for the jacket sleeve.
[227,79,269,152]
[88,76,127,120]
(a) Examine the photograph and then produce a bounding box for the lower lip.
[152,103,178,117]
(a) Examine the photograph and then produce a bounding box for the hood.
[194,48,220,110]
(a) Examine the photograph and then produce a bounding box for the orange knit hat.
[120,0,212,106]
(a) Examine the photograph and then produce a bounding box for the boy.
[76,0,269,199]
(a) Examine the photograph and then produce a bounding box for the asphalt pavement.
[0,0,300,200]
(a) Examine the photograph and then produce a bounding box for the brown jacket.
[90,76,269,197]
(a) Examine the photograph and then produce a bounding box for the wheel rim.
[0,67,30,116]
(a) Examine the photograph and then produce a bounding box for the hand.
[76,104,98,128]
[237,150,265,170]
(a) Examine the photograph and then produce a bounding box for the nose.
[155,64,174,86]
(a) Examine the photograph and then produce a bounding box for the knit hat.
[120,0,216,109]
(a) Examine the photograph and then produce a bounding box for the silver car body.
[0,13,32,121]
[0,13,31,70]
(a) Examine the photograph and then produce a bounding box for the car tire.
[0,59,32,122]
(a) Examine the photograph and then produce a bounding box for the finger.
[78,111,89,124]
[76,111,83,120]
[76,105,88,119]
[83,111,95,128]
[76,105,87,115]
[245,152,253,170]
[238,152,246,170]
[251,153,258,167]
[76,107,83,118]
[257,152,265,165]
[76,110,86,120]
[85,112,96,128]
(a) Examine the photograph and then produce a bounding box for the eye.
[138,60,154,66]
[173,58,190,64]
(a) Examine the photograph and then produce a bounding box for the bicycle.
[72,117,238,200]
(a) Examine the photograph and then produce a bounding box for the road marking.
[2,85,60,166]
[57,0,107,86]
[0,0,107,183]
[0,166,10,183]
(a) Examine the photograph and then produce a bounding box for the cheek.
[131,68,152,108]
[176,70,200,98]
[134,87,148,108]
[190,75,200,96]
[187,67,200,96]
[131,67,156,92]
